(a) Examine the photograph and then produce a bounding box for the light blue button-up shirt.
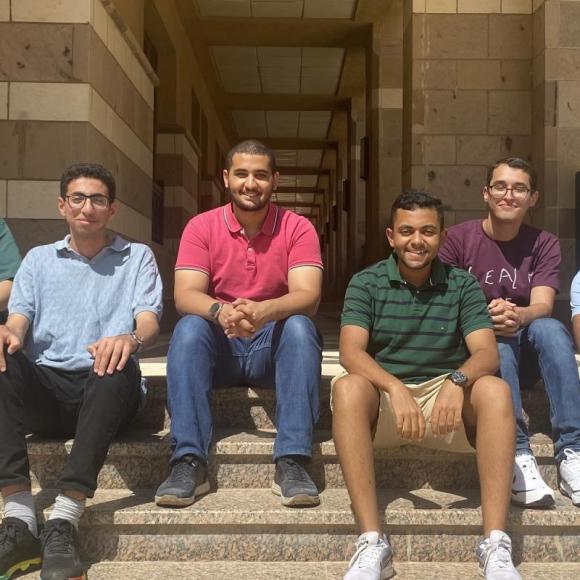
[8,235,163,371]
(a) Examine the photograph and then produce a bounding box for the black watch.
[208,301,223,323]
[449,370,469,388]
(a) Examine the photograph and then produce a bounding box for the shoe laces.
[43,521,74,555]
[516,454,540,481]
[279,458,307,481]
[349,536,387,570]
[480,535,513,573]
[562,449,580,486]
[169,459,196,483]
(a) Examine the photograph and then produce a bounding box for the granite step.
[135,361,553,433]
[16,560,580,580]
[26,430,559,491]
[7,488,580,564]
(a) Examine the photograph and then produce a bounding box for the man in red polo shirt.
[155,140,324,508]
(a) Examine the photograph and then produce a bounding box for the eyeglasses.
[487,182,531,200]
[66,193,111,209]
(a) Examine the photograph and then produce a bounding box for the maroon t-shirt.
[439,220,560,307]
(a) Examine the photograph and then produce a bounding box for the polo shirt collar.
[223,202,279,237]
[55,234,129,255]
[386,254,448,289]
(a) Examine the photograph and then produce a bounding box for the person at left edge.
[0,163,163,580]
[155,139,324,509]
[0,219,22,314]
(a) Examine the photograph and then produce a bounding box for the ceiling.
[183,0,369,221]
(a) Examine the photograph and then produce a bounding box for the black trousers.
[0,351,140,497]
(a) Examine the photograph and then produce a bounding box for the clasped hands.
[217,298,270,339]
[488,297,521,337]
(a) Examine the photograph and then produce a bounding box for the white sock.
[3,490,38,536]
[48,494,86,528]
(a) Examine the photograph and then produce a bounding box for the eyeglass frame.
[486,182,533,200]
[65,193,112,210]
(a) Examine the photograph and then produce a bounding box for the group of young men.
[0,141,578,580]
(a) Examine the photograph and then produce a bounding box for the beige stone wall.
[408,0,534,226]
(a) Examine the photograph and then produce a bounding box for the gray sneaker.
[271,456,320,507]
[155,455,210,507]
[344,531,394,580]
[476,530,521,579]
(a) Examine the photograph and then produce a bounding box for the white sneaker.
[344,531,394,580]
[559,448,580,505]
[476,530,521,579]
[511,453,555,507]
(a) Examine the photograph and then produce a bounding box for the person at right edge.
[440,156,580,509]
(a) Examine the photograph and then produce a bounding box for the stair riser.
[76,528,580,563]
[28,455,559,490]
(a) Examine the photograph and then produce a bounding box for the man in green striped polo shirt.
[333,191,519,580]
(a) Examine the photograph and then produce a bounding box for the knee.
[528,318,572,349]
[332,374,377,414]
[170,315,214,350]
[471,376,514,417]
[279,315,318,343]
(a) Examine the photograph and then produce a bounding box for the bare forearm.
[0,280,12,311]
[340,347,405,394]
[175,288,219,319]
[5,313,29,343]
[134,315,160,349]
[458,348,499,386]
[574,317,580,353]
[261,289,320,322]
[515,302,552,327]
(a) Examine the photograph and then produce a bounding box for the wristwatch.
[448,370,469,388]
[208,302,223,323]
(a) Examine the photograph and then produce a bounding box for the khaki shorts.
[330,370,474,454]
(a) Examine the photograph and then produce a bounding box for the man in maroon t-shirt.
[440,157,580,509]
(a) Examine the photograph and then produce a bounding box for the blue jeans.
[167,314,321,463]
[497,317,580,463]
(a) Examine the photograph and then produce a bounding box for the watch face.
[450,371,468,387]
[209,302,221,319]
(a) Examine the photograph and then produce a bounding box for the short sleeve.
[341,272,373,331]
[132,247,163,320]
[175,215,211,273]
[531,233,561,292]
[459,274,493,337]
[288,218,323,271]
[571,271,580,320]
[0,220,21,281]
[438,226,462,268]
[8,250,36,321]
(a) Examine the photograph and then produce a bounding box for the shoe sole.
[155,480,211,507]
[511,489,555,508]
[1,557,41,580]
[381,561,395,579]
[271,483,320,507]
[560,481,580,506]
[40,575,86,580]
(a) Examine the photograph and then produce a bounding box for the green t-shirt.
[0,219,21,282]
[341,255,492,384]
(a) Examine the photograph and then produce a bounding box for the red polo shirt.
[175,203,323,303]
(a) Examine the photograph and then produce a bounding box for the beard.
[230,191,270,212]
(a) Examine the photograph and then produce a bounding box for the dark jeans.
[167,315,322,463]
[0,351,141,497]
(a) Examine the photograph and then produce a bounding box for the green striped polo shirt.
[341,255,492,384]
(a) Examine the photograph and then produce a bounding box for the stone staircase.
[10,313,580,579]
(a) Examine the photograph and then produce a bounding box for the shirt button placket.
[247,243,256,269]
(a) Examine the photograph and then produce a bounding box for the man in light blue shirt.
[0,163,162,580]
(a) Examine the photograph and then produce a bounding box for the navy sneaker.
[155,455,210,507]
[0,517,41,580]
[271,456,320,507]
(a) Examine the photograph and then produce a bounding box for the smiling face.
[386,207,444,285]
[58,177,116,239]
[223,153,279,214]
[483,163,538,225]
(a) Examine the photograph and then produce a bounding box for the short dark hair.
[60,163,116,201]
[389,189,444,229]
[225,140,276,172]
[486,157,537,192]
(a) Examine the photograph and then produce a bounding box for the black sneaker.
[0,517,41,579]
[155,455,210,507]
[40,519,85,580]
[272,456,320,507]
